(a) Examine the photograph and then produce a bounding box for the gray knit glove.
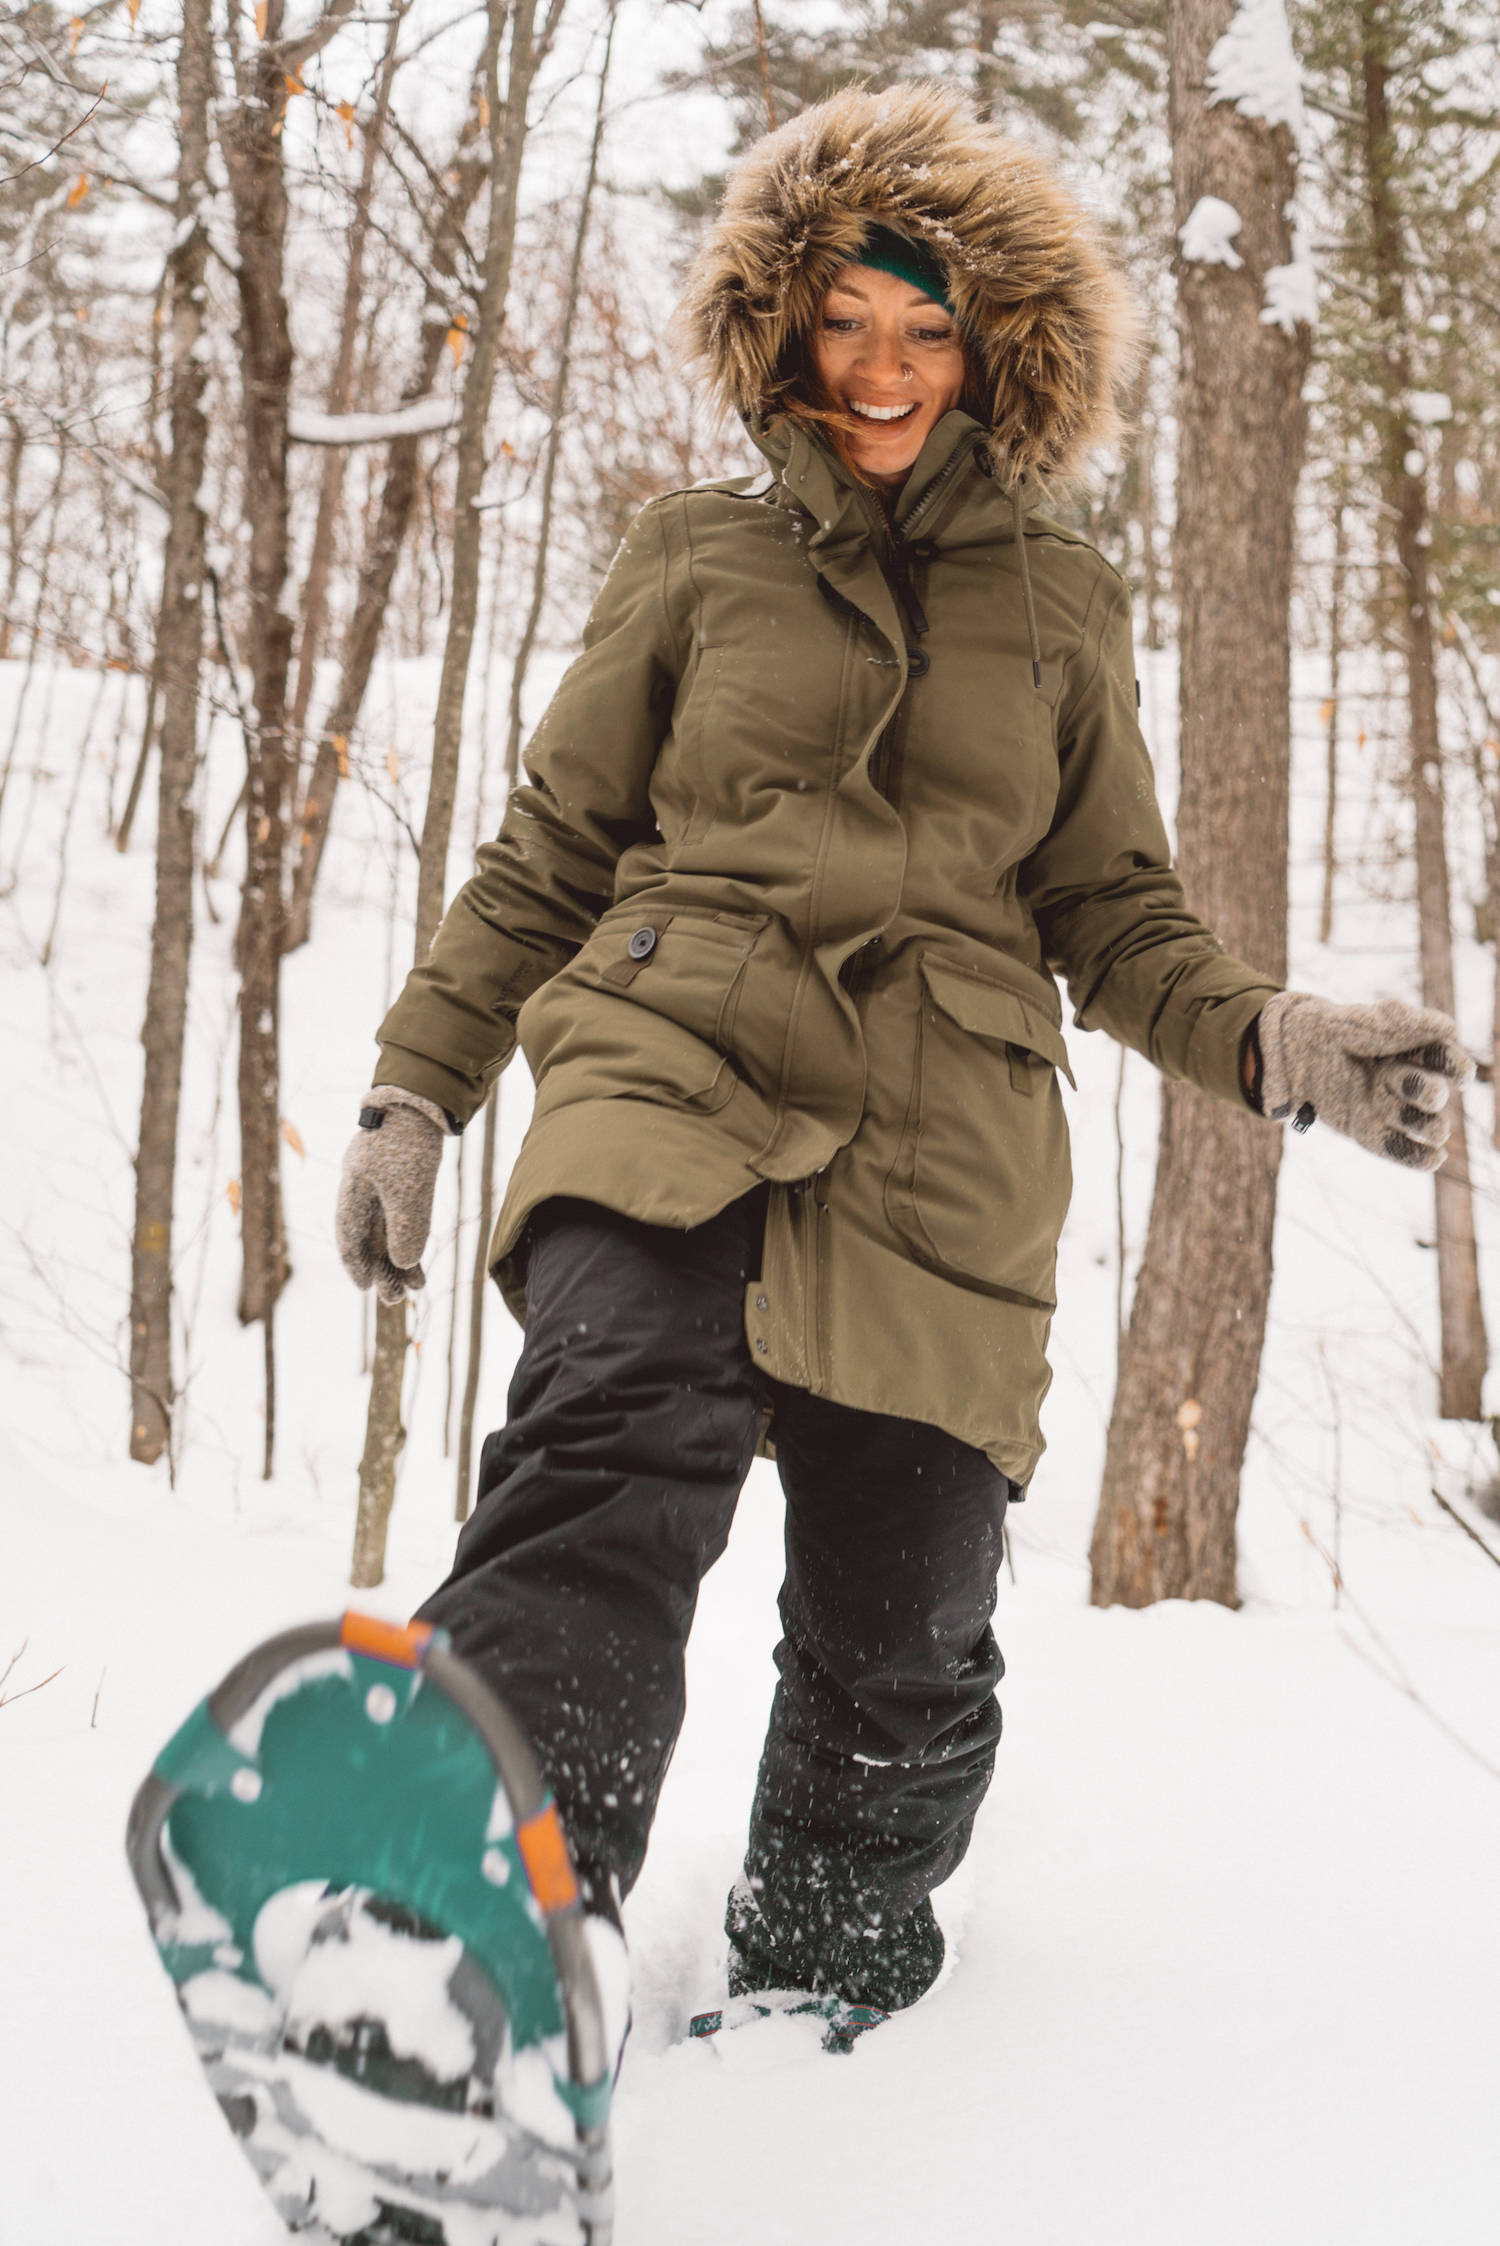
[1256,993,1475,1171]
[335,1087,454,1305]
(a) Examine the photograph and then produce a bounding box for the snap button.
[755,1293,769,1313]
[627,926,657,961]
[755,1337,768,1354]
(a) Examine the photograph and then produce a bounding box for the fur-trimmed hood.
[679,81,1139,481]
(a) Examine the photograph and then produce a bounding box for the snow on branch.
[1206,0,1305,143]
[1180,196,1244,269]
[287,396,460,447]
[1262,232,1318,333]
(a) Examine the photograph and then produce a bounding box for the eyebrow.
[825,279,953,316]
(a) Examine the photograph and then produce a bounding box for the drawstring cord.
[1013,483,1042,690]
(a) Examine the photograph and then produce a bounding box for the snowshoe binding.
[126,1611,613,2245]
[689,1992,888,2057]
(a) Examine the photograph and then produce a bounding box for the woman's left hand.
[1254,992,1476,1170]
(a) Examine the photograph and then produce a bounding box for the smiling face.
[809,262,969,486]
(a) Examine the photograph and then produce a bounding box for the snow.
[288,397,461,448]
[226,1646,353,1757]
[282,1912,476,2080]
[4,639,1500,2245]
[1408,390,1453,426]
[158,1826,235,1948]
[1179,196,1244,269]
[1206,0,1306,142]
[1261,234,1318,333]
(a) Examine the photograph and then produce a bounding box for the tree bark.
[1,410,25,663]
[114,647,162,853]
[223,1,358,1355]
[0,435,67,843]
[285,3,405,774]
[283,89,491,953]
[1090,0,1311,1608]
[351,0,548,1590]
[223,15,297,1340]
[1320,499,1347,946]
[1360,8,1486,1419]
[444,7,612,1520]
[222,5,360,1470]
[456,1086,499,1520]
[349,1296,411,1585]
[128,0,213,1466]
[503,0,614,783]
[414,0,538,956]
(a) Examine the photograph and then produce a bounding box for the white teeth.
[849,400,917,422]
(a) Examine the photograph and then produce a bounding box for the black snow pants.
[416,1191,1011,2013]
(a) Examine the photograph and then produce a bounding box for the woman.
[136,81,1470,2246]
[343,75,1464,1994]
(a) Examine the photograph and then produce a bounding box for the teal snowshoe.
[126,1611,613,2245]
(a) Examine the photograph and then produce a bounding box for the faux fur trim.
[678,81,1140,480]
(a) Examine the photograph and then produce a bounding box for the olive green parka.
[374,85,1281,1487]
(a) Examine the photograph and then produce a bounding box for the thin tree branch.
[1430,1486,1500,1574]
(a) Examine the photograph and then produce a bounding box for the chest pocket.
[885,956,1075,1308]
[656,649,725,847]
[655,631,854,855]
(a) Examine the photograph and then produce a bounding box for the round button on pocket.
[627,926,657,961]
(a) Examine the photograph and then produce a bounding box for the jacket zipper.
[806,442,981,1383]
[836,456,966,1010]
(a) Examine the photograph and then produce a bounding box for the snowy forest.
[4,2,1500,2240]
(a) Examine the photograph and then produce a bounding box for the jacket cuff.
[366,1083,461,1137]
[1181,982,1284,1109]
[373,1043,484,1131]
[1241,1015,1265,1114]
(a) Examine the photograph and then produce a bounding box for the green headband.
[854,224,951,311]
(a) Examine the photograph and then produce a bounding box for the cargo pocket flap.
[920,959,1076,1086]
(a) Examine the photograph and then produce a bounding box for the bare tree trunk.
[0,409,23,662]
[441,7,613,1521]
[415,0,540,953]
[1090,0,1311,1608]
[749,0,778,130]
[352,0,548,1590]
[0,436,68,845]
[973,1,1004,119]
[115,648,162,853]
[284,91,491,953]
[41,664,109,965]
[443,1126,467,1456]
[223,1,357,1364]
[223,25,297,1348]
[1320,499,1347,946]
[349,1296,411,1585]
[456,1086,499,1520]
[286,4,405,772]
[1361,11,1486,1419]
[1138,381,1163,653]
[503,0,614,782]
[128,0,213,1466]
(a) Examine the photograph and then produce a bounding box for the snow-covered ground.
[3,642,1500,2244]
